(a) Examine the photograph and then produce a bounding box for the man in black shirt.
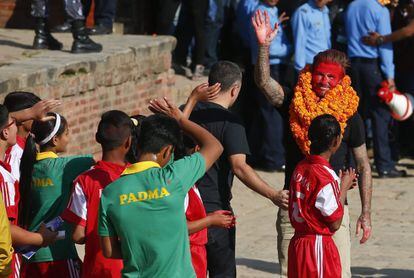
[253,11,372,278]
[183,61,289,277]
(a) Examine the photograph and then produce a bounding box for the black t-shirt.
[189,102,251,212]
[280,87,366,190]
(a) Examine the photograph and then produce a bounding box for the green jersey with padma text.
[98,152,206,278]
[27,151,95,263]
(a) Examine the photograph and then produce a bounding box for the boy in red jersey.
[62,110,133,277]
[181,137,234,278]
[288,114,356,278]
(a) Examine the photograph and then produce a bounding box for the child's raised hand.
[30,99,62,121]
[208,210,234,229]
[251,10,280,46]
[190,83,221,102]
[149,97,184,121]
[340,168,357,190]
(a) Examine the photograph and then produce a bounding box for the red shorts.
[21,258,81,278]
[10,253,21,278]
[288,234,341,278]
[190,244,207,278]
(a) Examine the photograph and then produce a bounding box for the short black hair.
[3,91,41,112]
[0,105,9,129]
[208,61,242,92]
[308,114,341,154]
[96,110,133,151]
[138,114,181,154]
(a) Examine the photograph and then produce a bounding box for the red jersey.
[288,155,343,278]
[62,161,126,278]
[4,136,26,181]
[0,161,21,278]
[185,185,208,246]
[185,185,207,278]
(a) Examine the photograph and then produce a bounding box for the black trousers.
[206,226,236,278]
[31,0,84,20]
[155,0,181,35]
[248,64,287,169]
[349,58,396,172]
[174,0,208,66]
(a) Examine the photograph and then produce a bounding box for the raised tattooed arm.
[352,144,373,244]
[254,45,286,107]
[252,10,286,107]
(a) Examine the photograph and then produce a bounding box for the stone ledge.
[0,29,176,96]
[0,29,177,155]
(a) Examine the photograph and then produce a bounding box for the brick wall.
[0,35,176,155]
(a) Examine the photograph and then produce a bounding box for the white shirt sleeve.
[67,182,87,220]
[315,183,339,217]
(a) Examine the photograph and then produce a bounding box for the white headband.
[39,113,62,146]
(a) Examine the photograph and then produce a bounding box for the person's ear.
[51,135,59,147]
[124,135,132,151]
[162,145,174,159]
[1,128,8,140]
[230,84,238,98]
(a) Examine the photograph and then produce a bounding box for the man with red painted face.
[252,10,372,278]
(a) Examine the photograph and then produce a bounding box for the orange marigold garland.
[289,67,360,154]
[378,0,391,6]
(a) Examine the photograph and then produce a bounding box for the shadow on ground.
[235,259,414,277]
[352,267,414,278]
[0,39,33,50]
[236,258,280,274]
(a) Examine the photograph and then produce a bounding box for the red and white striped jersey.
[0,161,19,225]
[0,160,21,278]
[4,136,26,181]
[289,155,343,236]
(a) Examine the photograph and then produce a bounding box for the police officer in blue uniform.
[345,0,407,178]
[291,0,332,72]
[248,1,292,172]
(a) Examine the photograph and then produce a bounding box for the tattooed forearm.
[254,44,285,107]
[353,144,372,214]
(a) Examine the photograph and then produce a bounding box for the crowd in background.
[148,0,414,177]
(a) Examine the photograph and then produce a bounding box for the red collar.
[95,160,129,176]
[305,155,332,169]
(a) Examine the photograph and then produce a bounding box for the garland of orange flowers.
[378,0,391,6]
[289,68,359,154]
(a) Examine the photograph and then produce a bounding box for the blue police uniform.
[236,0,259,48]
[291,0,331,72]
[247,2,293,170]
[345,0,396,173]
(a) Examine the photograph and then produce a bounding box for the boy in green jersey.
[99,98,223,278]
[19,112,95,277]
